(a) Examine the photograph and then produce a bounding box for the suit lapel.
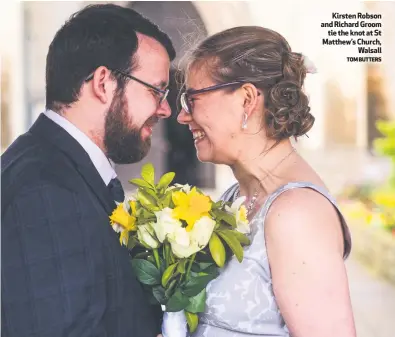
[30,114,116,214]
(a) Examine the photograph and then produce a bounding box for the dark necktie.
[108,177,125,203]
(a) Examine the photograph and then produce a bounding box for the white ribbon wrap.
[161,307,188,337]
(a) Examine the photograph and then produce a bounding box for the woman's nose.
[177,108,192,125]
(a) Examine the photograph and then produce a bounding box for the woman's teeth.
[192,130,206,141]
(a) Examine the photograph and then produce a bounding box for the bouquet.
[109,163,251,337]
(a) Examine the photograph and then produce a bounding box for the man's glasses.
[180,81,245,114]
[85,69,169,104]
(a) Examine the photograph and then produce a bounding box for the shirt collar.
[43,110,116,185]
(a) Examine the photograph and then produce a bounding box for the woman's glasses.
[180,81,245,114]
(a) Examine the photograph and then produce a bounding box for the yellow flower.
[119,229,130,246]
[239,205,248,223]
[129,200,137,215]
[172,187,212,231]
[225,196,250,234]
[110,203,137,232]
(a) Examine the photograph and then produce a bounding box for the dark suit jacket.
[1,114,161,337]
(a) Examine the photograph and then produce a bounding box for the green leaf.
[165,289,190,312]
[137,218,156,226]
[147,255,156,265]
[132,251,150,259]
[212,200,224,210]
[190,262,214,274]
[160,191,173,208]
[137,189,159,211]
[137,207,155,219]
[209,232,226,268]
[191,264,201,273]
[177,259,188,274]
[185,311,199,333]
[226,230,250,246]
[127,236,140,251]
[185,288,206,313]
[141,163,155,186]
[159,256,166,275]
[129,178,153,189]
[200,264,219,278]
[131,259,160,285]
[157,172,176,191]
[217,230,244,263]
[162,263,178,288]
[182,274,216,297]
[214,209,236,228]
[152,285,167,305]
[165,279,177,299]
[198,262,214,270]
[144,188,159,201]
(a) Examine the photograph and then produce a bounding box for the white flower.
[225,196,250,234]
[168,228,200,258]
[152,207,182,242]
[180,184,191,193]
[169,227,190,247]
[152,207,217,259]
[168,216,215,259]
[137,223,160,249]
[171,183,191,193]
[165,185,177,193]
[189,216,216,247]
[164,183,190,193]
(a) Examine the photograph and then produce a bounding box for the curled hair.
[185,26,314,140]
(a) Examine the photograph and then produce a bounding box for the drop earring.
[241,112,248,130]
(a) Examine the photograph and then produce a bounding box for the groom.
[2,4,174,337]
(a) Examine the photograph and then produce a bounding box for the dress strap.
[257,181,352,259]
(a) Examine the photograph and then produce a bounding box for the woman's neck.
[231,139,297,201]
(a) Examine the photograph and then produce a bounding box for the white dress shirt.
[43,110,117,186]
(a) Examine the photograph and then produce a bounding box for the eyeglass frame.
[180,81,246,114]
[85,69,169,104]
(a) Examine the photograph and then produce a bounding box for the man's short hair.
[45,4,176,112]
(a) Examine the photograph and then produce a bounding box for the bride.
[175,25,356,337]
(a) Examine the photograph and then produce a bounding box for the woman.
[177,26,356,337]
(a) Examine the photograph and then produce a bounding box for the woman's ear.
[241,83,261,117]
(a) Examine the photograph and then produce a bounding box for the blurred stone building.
[1,0,394,197]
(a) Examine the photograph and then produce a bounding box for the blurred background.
[1,1,394,336]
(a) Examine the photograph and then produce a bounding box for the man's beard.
[104,89,156,164]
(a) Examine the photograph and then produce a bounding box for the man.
[1,4,175,337]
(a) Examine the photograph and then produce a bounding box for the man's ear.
[90,66,116,104]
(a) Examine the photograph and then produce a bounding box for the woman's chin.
[196,145,213,163]
[196,150,211,163]
[195,139,224,164]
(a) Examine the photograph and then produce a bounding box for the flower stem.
[164,243,170,269]
[186,253,196,281]
[153,248,160,269]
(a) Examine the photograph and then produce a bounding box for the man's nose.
[157,99,171,119]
